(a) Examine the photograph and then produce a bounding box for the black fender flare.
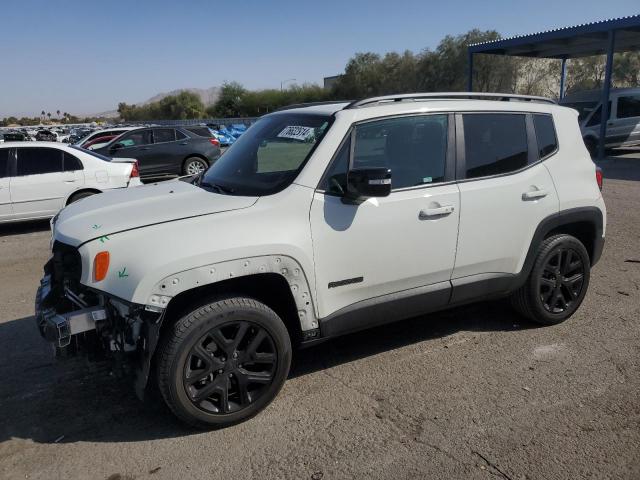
[512,206,604,291]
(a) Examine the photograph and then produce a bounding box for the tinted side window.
[463,114,528,179]
[63,152,83,171]
[154,128,176,143]
[533,114,558,158]
[353,115,448,189]
[16,148,63,176]
[186,127,211,137]
[120,130,152,147]
[586,102,611,127]
[617,95,640,119]
[176,129,188,140]
[0,149,9,178]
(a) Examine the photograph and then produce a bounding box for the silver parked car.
[561,87,640,155]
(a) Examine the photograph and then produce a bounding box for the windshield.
[70,144,112,161]
[200,113,332,196]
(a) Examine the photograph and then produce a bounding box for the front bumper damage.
[36,275,108,348]
[35,254,164,398]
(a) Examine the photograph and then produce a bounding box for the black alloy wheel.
[183,320,277,414]
[157,297,292,428]
[511,234,591,325]
[538,246,586,314]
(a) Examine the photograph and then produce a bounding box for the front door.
[108,129,155,175]
[310,113,460,319]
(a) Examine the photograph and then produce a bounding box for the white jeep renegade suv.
[35,93,606,428]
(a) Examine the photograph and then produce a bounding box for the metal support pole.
[467,50,474,92]
[559,58,567,99]
[598,30,616,160]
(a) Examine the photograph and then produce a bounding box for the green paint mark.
[118,267,129,278]
[92,224,102,230]
[99,235,110,243]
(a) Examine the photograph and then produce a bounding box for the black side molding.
[311,206,604,345]
[318,281,451,338]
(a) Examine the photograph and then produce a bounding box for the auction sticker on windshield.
[277,126,314,141]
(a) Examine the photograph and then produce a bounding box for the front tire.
[157,297,292,429]
[511,234,590,325]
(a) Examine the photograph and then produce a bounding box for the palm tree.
[47,112,51,122]
[40,110,45,123]
[56,109,61,119]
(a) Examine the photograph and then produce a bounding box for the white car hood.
[54,180,258,247]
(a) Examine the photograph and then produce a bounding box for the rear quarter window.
[533,114,558,159]
[186,127,212,137]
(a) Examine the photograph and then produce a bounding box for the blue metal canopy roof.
[469,15,640,59]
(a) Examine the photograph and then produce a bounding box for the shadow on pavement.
[0,299,534,444]
[0,219,50,237]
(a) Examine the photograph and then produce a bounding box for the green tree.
[207,82,247,117]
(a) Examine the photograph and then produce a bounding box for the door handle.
[522,189,548,201]
[64,179,77,183]
[419,205,455,219]
[179,142,189,145]
[140,147,151,151]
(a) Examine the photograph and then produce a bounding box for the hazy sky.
[0,0,638,116]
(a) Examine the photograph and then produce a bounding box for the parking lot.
[0,155,638,480]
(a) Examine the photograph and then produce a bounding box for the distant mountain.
[93,86,221,118]
[143,86,221,106]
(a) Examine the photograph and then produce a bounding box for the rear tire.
[157,297,292,429]
[183,157,209,176]
[511,234,590,325]
[67,190,96,205]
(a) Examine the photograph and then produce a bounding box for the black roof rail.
[344,92,556,109]
[273,100,351,113]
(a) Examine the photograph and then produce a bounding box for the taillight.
[130,161,140,178]
[595,167,603,191]
[209,138,220,147]
[94,251,110,282]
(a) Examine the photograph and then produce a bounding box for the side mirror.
[110,142,125,152]
[346,167,392,198]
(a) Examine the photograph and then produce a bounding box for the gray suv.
[94,126,221,178]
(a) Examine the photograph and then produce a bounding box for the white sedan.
[0,142,141,224]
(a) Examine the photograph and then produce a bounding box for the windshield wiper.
[199,180,235,194]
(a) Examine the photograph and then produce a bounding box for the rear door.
[452,112,559,295]
[149,128,184,174]
[613,93,640,146]
[10,147,70,219]
[0,148,13,221]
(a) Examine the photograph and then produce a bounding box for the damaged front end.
[35,241,163,398]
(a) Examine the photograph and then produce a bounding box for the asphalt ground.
[0,153,638,480]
